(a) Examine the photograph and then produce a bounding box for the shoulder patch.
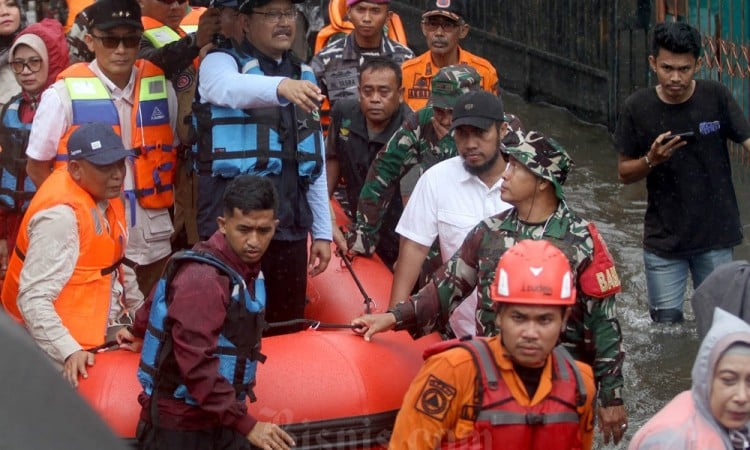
[415,374,457,421]
[579,223,621,298]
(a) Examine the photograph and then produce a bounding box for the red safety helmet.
[489,240,576,306]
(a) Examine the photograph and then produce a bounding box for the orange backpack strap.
[579,222,621,299]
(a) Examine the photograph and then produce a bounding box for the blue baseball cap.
[67,122,135,165]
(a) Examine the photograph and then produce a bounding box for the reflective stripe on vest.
[143,25,182,48]
[55,62,176,210]
[0,168,127,347]
[194,50,323,181]
[426,339,585,450]
[0,95,35,210]
[137,250,267,405]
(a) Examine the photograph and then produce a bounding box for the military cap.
[504,131,574,200]
[429,63,481,109]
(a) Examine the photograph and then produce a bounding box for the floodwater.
[501,91,750,448]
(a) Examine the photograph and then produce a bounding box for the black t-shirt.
[615,80,750,257]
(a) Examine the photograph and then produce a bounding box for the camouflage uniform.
[310,33,413,133]
[389,133,625,407]
[345,65,483,255]
[311,33,413,104]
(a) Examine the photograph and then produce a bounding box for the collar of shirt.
[342,32,392,61]
[88,60,137,106]
[499,201,571,239]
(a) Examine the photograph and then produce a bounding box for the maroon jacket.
[132,231,260,435]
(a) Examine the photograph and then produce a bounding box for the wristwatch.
[387,307,404,329]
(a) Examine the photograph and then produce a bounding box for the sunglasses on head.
[91,33,142,49]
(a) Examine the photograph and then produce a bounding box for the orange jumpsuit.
[389,336,595,449]
[401,47,500,112]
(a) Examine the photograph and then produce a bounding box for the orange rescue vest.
[424,338,586,450]
[1,167,127,348]
[54,61,176,209]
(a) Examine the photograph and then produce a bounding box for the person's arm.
[617,133,686,185]
[25,86,69,187]
[348,119,422,255]
[390,169,440,305]
[138,35,200,79]
[198,52,287,108]
[17,206,80,365]
[743,137,750,154]
[307,153,332,277]
[352,223,486,341]
[390,238,430,306]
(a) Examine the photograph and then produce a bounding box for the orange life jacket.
[1,167,127,348]
[54,61,176,209]
[424,338,586,450]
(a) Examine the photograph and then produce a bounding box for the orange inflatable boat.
[78,206,438,448]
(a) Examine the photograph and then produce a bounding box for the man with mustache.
[400,0,498,112]
[325,56,410,268]
[615,22,750,324]
[2,122,133,388]
[353,132,629,444]
[194,0,331,335]
[311,0,413,134]
[388,240,596,449]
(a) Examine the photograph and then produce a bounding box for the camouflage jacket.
[310,33,413,105]
[391,202,625,406]
[347,106,456,254]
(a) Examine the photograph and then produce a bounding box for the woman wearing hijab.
[0,18,68,277]
[629,308,750,450]
[0,0,24,107]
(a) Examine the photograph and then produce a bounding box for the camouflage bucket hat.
[429,64,481,109]
[504,131,574,200]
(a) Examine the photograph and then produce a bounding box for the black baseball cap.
[449,91,505,131]
[238,0,305,14]
[86,0,143,31]
[422,0,466,22]
[68,122,135,165]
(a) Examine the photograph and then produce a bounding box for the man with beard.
[194,0,331,335]
[400,0,498,111]
[390,91,511,337]
[353,131,629,445]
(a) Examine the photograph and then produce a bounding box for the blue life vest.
[137,249,267,404]
[0,94,35,211]
[193,49,323,182]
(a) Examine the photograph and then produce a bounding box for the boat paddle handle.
[336,228,376,314]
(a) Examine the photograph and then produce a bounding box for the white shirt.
[26,60,178,265]
[396,156,511,336]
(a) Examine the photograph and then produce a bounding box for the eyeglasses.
[91,34,142,49]
[155,0,188,5]
[10,57,42,74]
[252,8,297,23]
[422,18,461,32]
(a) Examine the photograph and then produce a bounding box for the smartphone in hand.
[665,131,696,144]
